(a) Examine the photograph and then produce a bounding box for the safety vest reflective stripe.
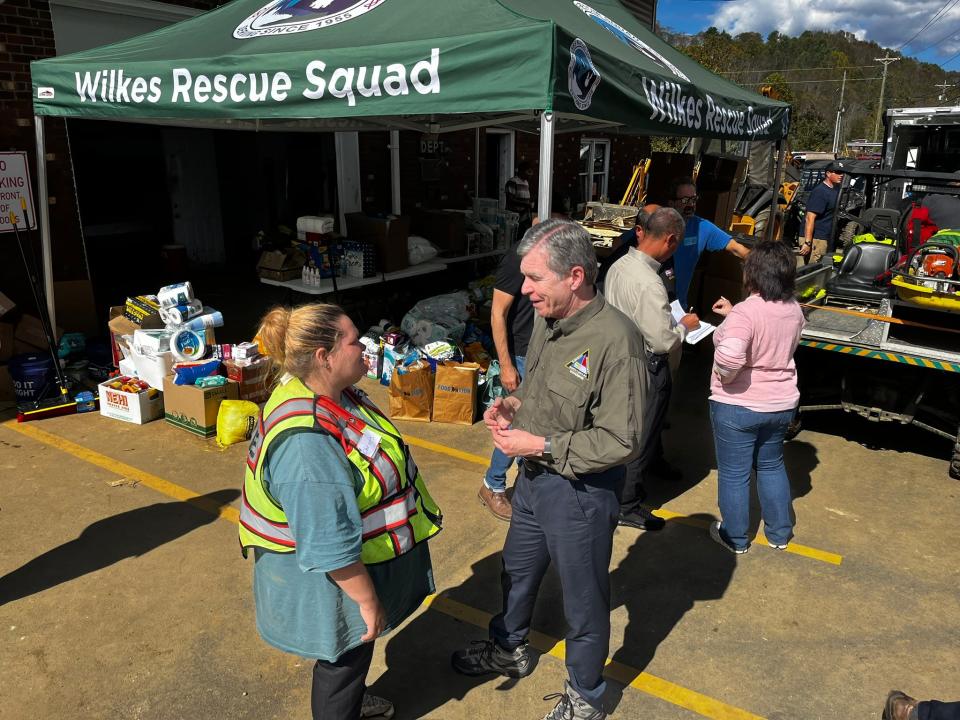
[361,485,417,540]
[239,487,295,547]
[263,399,316,433]
[391,525,415,555]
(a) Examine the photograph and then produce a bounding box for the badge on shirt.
[356,428,381,457]
[566,349,590,380]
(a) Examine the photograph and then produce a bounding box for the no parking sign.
[0,151,36,233]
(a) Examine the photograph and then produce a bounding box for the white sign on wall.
[0,152,37,234]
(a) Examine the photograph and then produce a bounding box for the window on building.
[578,139,610,209]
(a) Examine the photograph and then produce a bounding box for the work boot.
[542,682,606,720]
[360,693,395,718]
[478,484,512,522]
[451,639,532,678]
[883,690,919,720]
[647,457,682,483]
[617,506,665,531]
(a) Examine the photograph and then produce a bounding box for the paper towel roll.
[160,300,203,325]
[296,215,335,234]
[157,282,195,309]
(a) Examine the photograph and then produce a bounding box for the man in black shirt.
[478,243,534,521]
[801,161,844,264]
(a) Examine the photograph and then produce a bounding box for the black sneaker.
[451,639,532,678]
[617,507,665,531]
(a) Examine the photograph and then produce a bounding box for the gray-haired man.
[451,219,646,720]
[604,207,697,531]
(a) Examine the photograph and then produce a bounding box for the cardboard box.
[222,356,271,404]
[413,209,466,255]
[345,213,409,272]
[98,379,164,425]
[14,314,62,353]
[163,376,239,437]
[257,248,306,282]
[0,291,16,319]
[108,305,165,368]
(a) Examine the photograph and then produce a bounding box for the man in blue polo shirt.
[668,177,750,310]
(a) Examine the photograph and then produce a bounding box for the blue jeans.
[483,355,526,492]
[709,400,796,550]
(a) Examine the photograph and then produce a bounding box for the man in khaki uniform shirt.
[605,207,698,531]
[452,219,645,720]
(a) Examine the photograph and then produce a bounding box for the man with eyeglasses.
[668,177,750,312]
[801,161,845,264]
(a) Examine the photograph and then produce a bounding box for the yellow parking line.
[401,433,843,566]
[428,594,765,720]
[4,421,240,524]
[652,509,843,565]
[404,434,490,466]
[7,420,766,719]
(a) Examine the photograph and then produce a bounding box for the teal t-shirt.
[252,396,435,662]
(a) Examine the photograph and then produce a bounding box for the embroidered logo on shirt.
[566,350,590,380]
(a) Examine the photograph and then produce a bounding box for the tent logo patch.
[573,2,690,83]
[568,39,600,111]
[37,87,55,99]
[566,349,590,380]
[234,0,387,39]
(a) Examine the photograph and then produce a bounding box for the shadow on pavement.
[0,488,239,606]
[604,512,736,711]
[372,510,741,718]
[370,551,529,720]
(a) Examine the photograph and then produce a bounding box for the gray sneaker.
[360,693,394,718]
[451,639,532,678]
[542,682,606,720]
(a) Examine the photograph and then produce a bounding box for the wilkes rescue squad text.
[73,49,441,108]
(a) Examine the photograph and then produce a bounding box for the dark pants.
[920,700,960,720]
[489,463,623,711]
[311,641,374,720]
[621,353,672,512]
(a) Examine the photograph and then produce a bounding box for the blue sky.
[657,0,960,72]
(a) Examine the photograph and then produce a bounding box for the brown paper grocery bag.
[388,360,433,422]
[432,361,480,425]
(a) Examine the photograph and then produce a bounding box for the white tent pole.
[537,111,554,221]
[35,115,56,331]
[389,130,401,216]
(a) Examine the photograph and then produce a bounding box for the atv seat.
[859,207,901,241]
[826,242,899,304]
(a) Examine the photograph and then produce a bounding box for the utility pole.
[935,81,955,103]
[833,69,847,154]
[873,54,900,142]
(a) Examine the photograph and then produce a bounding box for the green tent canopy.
[30,0,789,141]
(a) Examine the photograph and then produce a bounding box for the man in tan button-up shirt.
[605,207,699,531]
[451,219,645,719]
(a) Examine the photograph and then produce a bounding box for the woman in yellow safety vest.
[242,303,441,720]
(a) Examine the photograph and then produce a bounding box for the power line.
[942,46,960,64]
[910,20,960,54]
[898,0,960,49]
[718,65,876,74]
[750,77,881,85]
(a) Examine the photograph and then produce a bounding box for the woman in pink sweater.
[707,240,805,554]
